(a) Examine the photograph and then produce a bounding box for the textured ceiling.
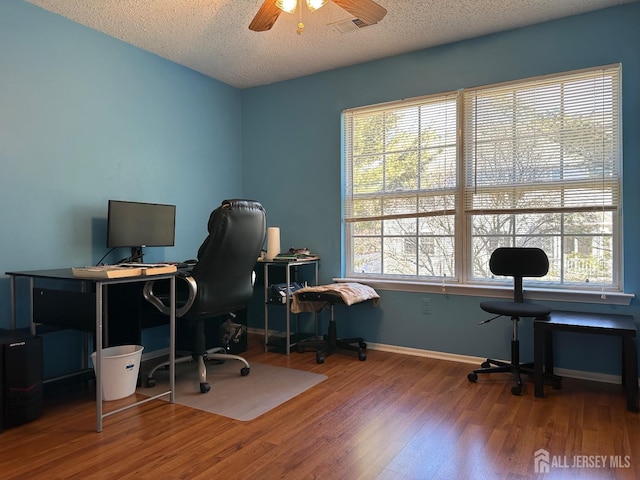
[26,0,636,89]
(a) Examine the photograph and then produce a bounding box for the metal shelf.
[260,259,319,355]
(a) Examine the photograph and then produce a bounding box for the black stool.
[295,292,367,364]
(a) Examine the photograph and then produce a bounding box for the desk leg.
[264,263,269,353]
[285,265,291,355]
[169,276,175,404]
[534,323,545,398]
[623,336,638,412]
[544,329,554,376]
[96,282,104,432]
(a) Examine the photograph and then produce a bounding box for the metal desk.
[6,268,176,432]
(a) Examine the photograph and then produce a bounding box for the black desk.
[6,268,177,431]
[534,311,638,412]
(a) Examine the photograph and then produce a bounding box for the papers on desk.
[272,253,320,262]
[72,265,143,278]
[119,263,178,275]
[72,263,177,278]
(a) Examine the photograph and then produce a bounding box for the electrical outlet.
[421,297,431,315]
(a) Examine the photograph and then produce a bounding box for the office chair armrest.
[143,274,197,318]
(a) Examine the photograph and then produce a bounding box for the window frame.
[341,64,628,305]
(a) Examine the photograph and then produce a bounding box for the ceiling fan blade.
[249,0,282,32]
[332,0,387,25]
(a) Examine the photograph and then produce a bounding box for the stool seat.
[297,292,343,303]
[480,300,551,318]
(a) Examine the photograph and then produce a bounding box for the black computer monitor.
[107,200,176,262]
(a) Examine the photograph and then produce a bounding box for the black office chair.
[142,199,266,393]
[467,247,561,396]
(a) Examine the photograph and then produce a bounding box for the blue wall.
[1,0,242,376]
[242,3,640,376]
[2,0,640,379]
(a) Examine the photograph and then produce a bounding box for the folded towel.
[291,282,380,313]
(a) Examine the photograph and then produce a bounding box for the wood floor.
[1,334,639,479]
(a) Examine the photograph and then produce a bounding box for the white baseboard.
[248,327,632,386]
[365,342,631,385]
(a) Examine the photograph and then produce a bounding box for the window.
[343,65,621,292]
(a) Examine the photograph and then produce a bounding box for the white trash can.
[91,345,144,401]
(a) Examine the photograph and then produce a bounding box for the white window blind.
[463,66,620,216]
[463,65,621,287]
[344,92,458,277]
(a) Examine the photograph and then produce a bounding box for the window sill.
[334,277,634,306]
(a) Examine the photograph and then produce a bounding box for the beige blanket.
[291,282,380,313]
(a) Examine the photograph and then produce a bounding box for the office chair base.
[296,303,367,363]
[468,358,534,395]
[145,346,250,392]
[298,338,367,363]
[297,335,367,364]
[468,337,532,395]
[468,358,562,395]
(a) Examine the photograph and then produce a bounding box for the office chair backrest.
[188,199,266,319]
[489,247,549,303]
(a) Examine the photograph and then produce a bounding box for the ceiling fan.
[249,0,387,33]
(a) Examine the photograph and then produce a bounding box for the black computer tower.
[0,331,43,433]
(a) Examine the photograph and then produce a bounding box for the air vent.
[330,18,371,34]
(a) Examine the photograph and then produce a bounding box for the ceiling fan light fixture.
[276,0,297,14]
[252,0,386,33]
[306,0,327,12]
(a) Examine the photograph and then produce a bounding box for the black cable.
[95,247,117,266]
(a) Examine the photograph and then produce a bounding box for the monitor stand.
[130,246,144,263]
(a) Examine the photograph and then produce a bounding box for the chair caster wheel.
[240,367,250,376]
[145,378,156,388]
[200,382,211,393]
[481,361,491,368]
[359,341,367,350]
[511,385,522,396]
[358,349,367,361]
[316,352,325,364]
[467,372,478,382]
